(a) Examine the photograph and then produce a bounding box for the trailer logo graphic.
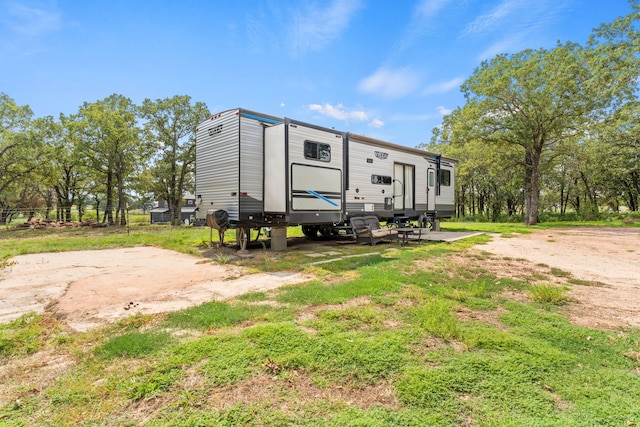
[374,151,388,159]
[208,124,223,136]
[305,190,339,207]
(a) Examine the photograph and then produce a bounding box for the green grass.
[0,313,61,357]
[164,301,272,330]
[0,224,307,262]
[1,225,640,426]
[527,284,570,305]
[95,331,174,359]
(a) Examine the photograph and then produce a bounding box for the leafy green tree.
[42,114,94,222]
[77,94,142,225]
[0,93,40,224]
[458,10,640,225]
[597,101,640,211]
[460,44,589,224]
[428,111,524,221]
[138,95,210,225]
[26,116,61,220]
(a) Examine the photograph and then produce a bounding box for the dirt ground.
[0,247,308,332]
[476,227,640,330]
[0,227,639,332]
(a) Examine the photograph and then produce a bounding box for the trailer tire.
[302,225,319,239]
[320,227,336,238]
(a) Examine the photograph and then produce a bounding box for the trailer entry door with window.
[393,163,415,211]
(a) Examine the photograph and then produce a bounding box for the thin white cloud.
[369,118,384,128]
[417,0,448,17]
[390,105,451,122]
[462,0,569,60]
[463,0,525,37]
[390,112,438,122]
[289,0,363,54]
[424,77,464,94]
[308,103,368,122]
[1,1,62,57]
[476,37,522,61]
[463,0,569,61]
[2,2,61,36]
[437,106,452,116]
[397,0,450,52]
[358,67,423,99]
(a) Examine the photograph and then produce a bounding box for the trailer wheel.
[302,225,319,239]
[320,227,336,238]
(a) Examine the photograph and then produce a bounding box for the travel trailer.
[195,108,455,249]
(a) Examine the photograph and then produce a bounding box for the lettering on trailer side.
[208,124,223,136]
[374,151,388,159]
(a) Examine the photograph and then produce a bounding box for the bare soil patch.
[0,247,308,331]
[1,227,638,333]
[475,227,640,330]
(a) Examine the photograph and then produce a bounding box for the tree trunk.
[579,171,599,219]
[94,198,101,222]
[0,209,8,225]
[118,176,126,226]
[524,149,541,225]
[104,169,114,225]
[457,185,466,218]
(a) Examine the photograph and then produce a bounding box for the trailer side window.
[371,175,392,185]
[439,169,451,186]
[304,140,331,162]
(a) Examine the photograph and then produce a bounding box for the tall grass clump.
[527,284,569,305]
[414,299,461,341]
[0,313,60,357]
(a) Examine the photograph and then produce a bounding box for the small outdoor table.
[394,227,430,244]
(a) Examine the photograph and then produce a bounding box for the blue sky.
[1,0,634,148]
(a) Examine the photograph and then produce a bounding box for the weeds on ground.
[0,313,62,357]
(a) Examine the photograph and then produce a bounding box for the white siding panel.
[291,164,342,211]
[195,110,240,220]
[346,135,435,215]
[239,115,266,213]
[287,123,344,167]
[264,124,286,213]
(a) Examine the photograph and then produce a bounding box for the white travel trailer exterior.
[195,108,455,242]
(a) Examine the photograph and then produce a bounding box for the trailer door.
[393,163,414,211]
[427,167,436,211]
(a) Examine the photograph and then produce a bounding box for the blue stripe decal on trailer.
[240,113,281,124]
[305,190,339,207]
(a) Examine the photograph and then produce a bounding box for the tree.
[597,101,640,211]
[458,8,640,225]
[26,116,61,220]
[77,94,143,225]
[0,93,41,224]
[138,95,210,225]
[44,114,93,222]
[460,44,590,224]
[427,109,524,221]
